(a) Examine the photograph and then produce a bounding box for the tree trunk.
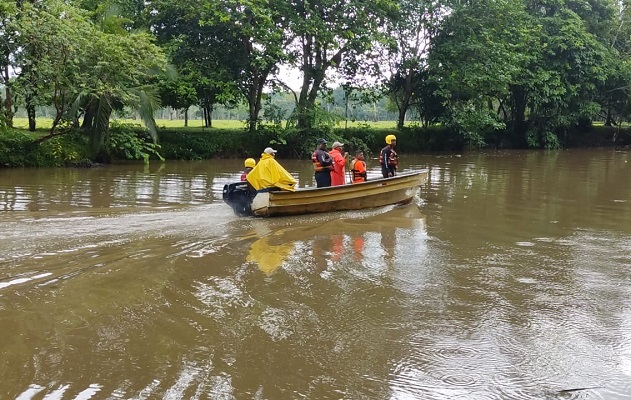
[397,108,406,130]
[184,107,189,127]
[296,45,310,130]
[344,92,349,129]
[510,84,528,136]
[202,101,213,128]
[604,99,613,127]
[247,92,257,132]
[297,36,345,131]
[82,100,96,130]
[245,67,270,132]
[396,72,414,130]
[27,102,36,131]
[297,69,326,130]
[3,65,13,127]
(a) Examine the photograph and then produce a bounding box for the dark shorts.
[315,171,331,188]
[381,166,396,179]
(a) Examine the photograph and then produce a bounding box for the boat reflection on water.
[244,203,426,274]
[246,230,295,275]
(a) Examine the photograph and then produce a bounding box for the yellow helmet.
[385,134,397,145]
[244,158,256,168]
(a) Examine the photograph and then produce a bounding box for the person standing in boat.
[350,150,367,184]
[379,134,398,178]
[240,158,256,181]
[246,147,297,192]
[329,141,348,186]
[312,138,333,188]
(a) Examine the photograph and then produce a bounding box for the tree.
[13,0,167,153]
[287,0,398,130]
[594,1,631,139]
[520,0,614,147]
[428,0,614,148]
[158,76,198,127]
[149,0,242,128]
[200,0,294,131]
[383,0,446,129]
[0,1,17,128]
[429,0,532,146]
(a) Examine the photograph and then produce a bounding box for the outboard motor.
[222,182,255,216]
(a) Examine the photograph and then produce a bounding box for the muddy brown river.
[1,149,630,399]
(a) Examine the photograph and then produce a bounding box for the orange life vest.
[351,159,367,183]
[312,150,332,172]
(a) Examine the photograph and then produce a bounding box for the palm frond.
[68,90,92,121]
[90,95,113,154]
[132,85,161,142]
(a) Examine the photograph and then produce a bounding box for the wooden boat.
[222,170,428,217]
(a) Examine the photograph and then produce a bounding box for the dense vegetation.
[2,0,631,166]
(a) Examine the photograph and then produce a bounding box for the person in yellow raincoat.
[246,147,297,192]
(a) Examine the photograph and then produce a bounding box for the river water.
[0,149,630,400]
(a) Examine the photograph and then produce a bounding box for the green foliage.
[11,0,167,153]
[381,0,446,127]
[305,105,344,130]
[526,127,561,150]
[0,129,35,167]
[158,77,198,113]
[158,129,225,160]
[396,125,464,152]
[107,123,165,164]
[262,100,284,127]
[290,0,399,129]
[196,0,294,131]
[256,125,287,147]
[443,105,506,149]
[43,136,83,165]
[5,0,631,156]
[0,128,92,167]
[150,0,241,126]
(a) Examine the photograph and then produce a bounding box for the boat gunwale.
[268,170,428,197]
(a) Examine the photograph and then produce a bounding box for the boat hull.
[249,171,427,217]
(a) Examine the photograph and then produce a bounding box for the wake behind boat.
[222,170,428,217]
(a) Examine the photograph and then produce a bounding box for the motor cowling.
[222,182,255,216]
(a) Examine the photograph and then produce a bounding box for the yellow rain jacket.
[246,153,297,192]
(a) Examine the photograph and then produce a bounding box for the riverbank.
[1,122,629,167]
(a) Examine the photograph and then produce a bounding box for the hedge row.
[1,123,629,167]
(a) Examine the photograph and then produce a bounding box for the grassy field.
[12,117,400,130]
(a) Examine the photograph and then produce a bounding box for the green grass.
[12,117,249,130]
[13,117,54,130]
[12,117,401,131]
[334,120,399,129]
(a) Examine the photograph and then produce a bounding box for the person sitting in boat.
[312,138,333,188]
[350,150,367,184]
[246,147,297,192]
[379,134,398,178]
[240,158,256,181]
[329,141,348,186]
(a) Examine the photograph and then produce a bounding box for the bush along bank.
[0,124,162,167]
[105,123,631,160]
[156,124,465,161]
[1,123,630,167]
